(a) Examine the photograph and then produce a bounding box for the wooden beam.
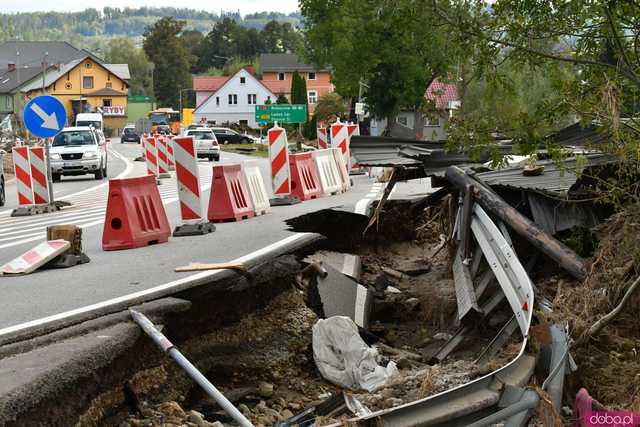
[445,166,587,280]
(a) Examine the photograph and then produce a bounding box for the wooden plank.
[174,262,246,273]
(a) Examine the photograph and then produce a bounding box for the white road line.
[0,180,383,340]
[0,207,106,230]
[0,212,105,237]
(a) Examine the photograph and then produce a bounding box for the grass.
[220,143,269,158]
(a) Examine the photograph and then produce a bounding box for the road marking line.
[0,179,381,340]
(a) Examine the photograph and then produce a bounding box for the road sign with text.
[255,104,307,124]
[23,96,66,138]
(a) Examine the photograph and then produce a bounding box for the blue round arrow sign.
[23,95,67,138]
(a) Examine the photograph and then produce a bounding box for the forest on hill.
[0,8,302,51]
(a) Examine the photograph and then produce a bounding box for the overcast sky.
[0,0,299,15]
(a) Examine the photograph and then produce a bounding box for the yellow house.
[20,55,130,134]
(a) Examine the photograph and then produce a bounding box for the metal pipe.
[542,323,569,410]
[130,310,254,427]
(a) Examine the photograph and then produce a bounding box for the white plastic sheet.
[312,316,398,392]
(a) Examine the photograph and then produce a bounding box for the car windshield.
[189,131,215,140]
[52,131,96,146]
[124,128,136,135]
[76,121,101,129]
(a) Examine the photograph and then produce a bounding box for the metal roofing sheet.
[473,154,615,194]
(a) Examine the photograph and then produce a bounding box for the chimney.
[7,62,16,72]
[244,65,255,76]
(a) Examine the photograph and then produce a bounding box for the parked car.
[49,127,108,181]
[184,128,220,161]
[211,127,258,144]
[0,150,5,206]
[121,125,140,143]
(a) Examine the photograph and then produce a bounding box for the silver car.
[49,127,108,181]
[184,128,220,161]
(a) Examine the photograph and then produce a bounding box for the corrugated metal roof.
[0,66,43,92]
[473,154,615,195]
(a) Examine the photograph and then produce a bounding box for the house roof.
[104,64,130,81]
[193,76,229,92]
[87,87,127,97]
[0,66,46,93]
[425,79,458,110]
[0,41,82,69]
[260,53,328,73]
[20,55,130,92]
[261,80,290,95]
[194,68,276,114]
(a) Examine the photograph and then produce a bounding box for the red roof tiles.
[425,78,459,110]
[193,76,229,92]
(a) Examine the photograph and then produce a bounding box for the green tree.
[435,0,640,204]
[301,0,460,138]
[106,38,154,96]
[313,92,347,124]
[180,29,205,73]
[276,93,289,104]
[143,17,192,108]
[290,71,309,116]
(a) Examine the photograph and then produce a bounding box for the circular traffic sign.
[23,95,67,138]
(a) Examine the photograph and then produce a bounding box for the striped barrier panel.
[173,136,205,222]
[12,146,34,206]
[144,137,159,177]
[317,127,328,149]
[268,124,291,196]
[29,146,50,205]
[156,137,170,177]
[313,149,342,196]
[331,120,350,172]
[1,239,70,275]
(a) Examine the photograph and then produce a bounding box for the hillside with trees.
[0,7,302,52]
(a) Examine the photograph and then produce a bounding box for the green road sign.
[255,104,307,124]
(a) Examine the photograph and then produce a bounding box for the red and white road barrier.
[243,160,271,216]
[173,136,205,222]
[347,122,362,171]
[317,127,328,149]
[157,136,170,176]
[12,146,34,206]
[268,124,291,196]
[166,136,175,171]
[331,120,350,172]
[1,239,70,275]
[29,146,50,205]
[144,137,159,177]
[313,149,342,196]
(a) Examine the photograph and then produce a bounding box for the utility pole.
[42,52,55,204]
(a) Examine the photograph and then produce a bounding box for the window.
[266,96,271,103]
[83,76,94,89]
[216,96,220,106]
[308,90,318,104]
[5,96,12,109]
[308,72,316,80]
[247,94,257,105]
[240,76,246,84]
[228,94,238,105]
[277,72,285,81]
[103,99,112,107]
[105,82,112,88]
[397,116,408,126]
[239,120,248,126]
[84,62,92,69]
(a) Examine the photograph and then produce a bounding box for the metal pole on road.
[42,53,55,204]
[130,310,254,427]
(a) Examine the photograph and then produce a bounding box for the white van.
[75,113,103,131]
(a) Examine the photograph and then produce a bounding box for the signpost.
[255,104,307,124]
[23,95,66,204]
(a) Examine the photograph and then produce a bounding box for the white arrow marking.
[30,103,60,131]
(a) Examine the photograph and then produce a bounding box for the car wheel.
[223,140,229,145]
[214,155,220,162]
[0,177,5,207]
[208,155,214,161]
[52,173,61,183]
[240,137,250,144]
[95,164,104,180]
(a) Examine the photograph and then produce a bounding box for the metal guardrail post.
[130,310,254,427]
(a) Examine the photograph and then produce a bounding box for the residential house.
[370,78,460,141]
[193,76,231,108]
[193,68,276,129]
[0,41,130,135]
[20,55,130,134]
[260,53,334,113]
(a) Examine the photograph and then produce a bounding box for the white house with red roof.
[370,78,460,140]
[192,67,277,128]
